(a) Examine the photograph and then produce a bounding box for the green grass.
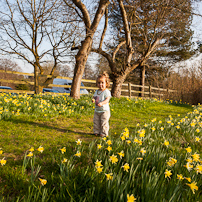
[1,93,201,201]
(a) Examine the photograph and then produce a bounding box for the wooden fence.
[0,70,177,99]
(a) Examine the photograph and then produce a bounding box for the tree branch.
[91,48,117,73]
[71,0,91,29]
[99,7,108,49]
[112,40,126,62]
[118,0,133,65]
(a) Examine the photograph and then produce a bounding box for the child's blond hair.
[96,71,110,88]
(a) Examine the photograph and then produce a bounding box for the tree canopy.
[0,0,200,97]
[90,0,195,97]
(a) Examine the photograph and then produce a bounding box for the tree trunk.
[139,65,145,97]
[111,73,127,98]
[34,64,39,94]
[69,0,109,99]
[70,37,92,99]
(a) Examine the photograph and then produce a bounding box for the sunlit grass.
[0,92,201,201]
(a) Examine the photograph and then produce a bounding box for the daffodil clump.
[0,97,201,201]
[0,93,92,120]
[53,105,201,202]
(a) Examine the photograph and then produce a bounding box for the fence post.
[128,83,131,98]
[158,87,161,100]
[149,85,152,98]
[167,88,170,99]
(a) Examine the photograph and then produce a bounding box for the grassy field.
[0,93,201,201]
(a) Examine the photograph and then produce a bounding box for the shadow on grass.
[5,117,94,137]
[168,102,193,109]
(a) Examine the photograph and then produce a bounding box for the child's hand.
[97,102,103,107]
[92,98,95,103]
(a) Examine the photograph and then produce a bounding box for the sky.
[174,1,202,71]
[12,1,202,74]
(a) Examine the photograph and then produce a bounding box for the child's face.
[97,76,107,91]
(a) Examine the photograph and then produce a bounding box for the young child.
[92,72,111,137]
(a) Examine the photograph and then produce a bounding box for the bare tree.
[91,0,194,97]
[0,0,77,93]
[63,0,110,99]
[0,58,23,88]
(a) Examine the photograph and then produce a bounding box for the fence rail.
[0,70,177,98]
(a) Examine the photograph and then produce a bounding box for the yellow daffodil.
[118,150,124,159]
[176,125,180,129]
[167,157,177,167]
[39,178,47,186]
[105,173,113,181]
[97,144,102,149]
[196,128,200,133]
[186,181,198,194]
[106,140,112,145]
[0,158,6,166]
[164,140,169,147]
[185,177,191,182]
[126,140,131,145]
[195,164,202,174]
[37,146,44,153]
[62,158,68,163]
[177,174,184,180]
[27,152,33,157]
[184,163,193,172]
[120,136,126,141]
[134,138,139,143]
[106,146,112,152]
[122,128,129,138]
[164,169,172,178]
[109,154,118,164]
[192,153,200,162]
[102,137,107,141]
[151,127,155,132]
[122,163,130,172]
[0,149,3,154]
[186,158,193,163]
[160,127,164,131]
[136,157,143,160]
[74,151,81,157]
[127,194,136,202]
[95,160,103,168]
[185,147,192,153]
[190,122,196,127]
[96,167,103,173]
[60,147,66,154]
[140,148,146,156]
[124,127,129,133]
[195,137,200,142]
[139,129,145,138]
[29,147,34,152]
[76,139,82,145]
[159,120,162,124]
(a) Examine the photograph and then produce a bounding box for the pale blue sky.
[15,1,202,73]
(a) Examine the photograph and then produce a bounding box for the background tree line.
[0,0,202,101]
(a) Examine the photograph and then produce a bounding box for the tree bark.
[34,64,40,94]
[111,73,127,98]
[139,65,145,97]
[70,37,92,99]
[70,0,110,99]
